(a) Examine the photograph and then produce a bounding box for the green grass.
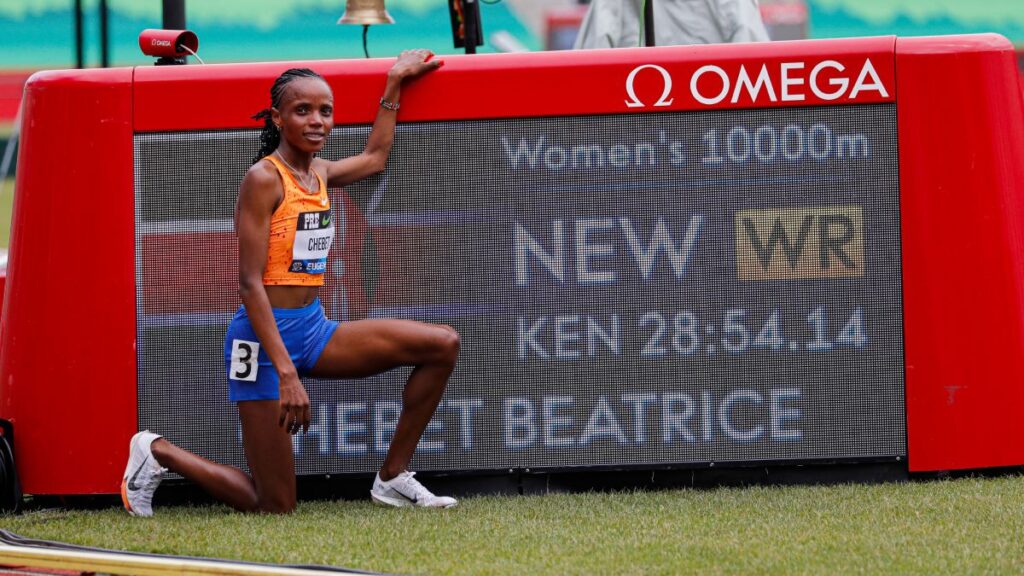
[4,477,1024,575]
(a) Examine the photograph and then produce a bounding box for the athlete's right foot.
[121,430,167,517]
[371,471,457,509]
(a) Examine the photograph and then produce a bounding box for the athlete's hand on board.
[278,373,310,435]
[389,49,442,81]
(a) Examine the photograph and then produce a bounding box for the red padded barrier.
[897,35,1024,472]
[4,35,1024,494]
[0,68,136,494]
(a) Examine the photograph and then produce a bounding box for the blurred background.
[0,1,1021,67]
[2,0,1024,128]
[1,0,1023,209]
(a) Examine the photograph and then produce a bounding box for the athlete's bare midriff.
[264,284,319,309]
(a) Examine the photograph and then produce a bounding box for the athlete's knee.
[434,324,460,363]
[254,486,296,514]
[259,502,296,514]
[257,494,296,514]
[232,491,260,513]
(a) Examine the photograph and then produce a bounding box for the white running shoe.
[371,471,457,509]
[120,430,167,517]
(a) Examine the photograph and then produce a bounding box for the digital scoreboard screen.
[136,103,905,475]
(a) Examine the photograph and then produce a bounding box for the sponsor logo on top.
[625,58,890,109]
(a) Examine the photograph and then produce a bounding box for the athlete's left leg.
[307,318,459,480]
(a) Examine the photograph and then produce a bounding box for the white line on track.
[0,544,367,576]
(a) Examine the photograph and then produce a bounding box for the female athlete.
[122,50,456,515]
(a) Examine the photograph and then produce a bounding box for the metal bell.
[338,0,395,25]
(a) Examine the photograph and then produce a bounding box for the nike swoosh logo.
[393,486,418,504]
[127,455,148,491]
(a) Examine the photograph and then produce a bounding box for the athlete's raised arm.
[320,49,442,188]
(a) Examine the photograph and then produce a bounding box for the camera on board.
[138,29,199,65]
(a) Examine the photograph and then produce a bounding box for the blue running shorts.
[224,298,340,402]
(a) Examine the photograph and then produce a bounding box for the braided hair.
[252,68,326,165]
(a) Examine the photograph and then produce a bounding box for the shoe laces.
[395,471,435,501]
[138,462,167,491]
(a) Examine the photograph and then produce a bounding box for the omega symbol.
[625,64,675,109]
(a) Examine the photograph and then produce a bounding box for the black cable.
[0,447,11,512]
[643,0,655,47]
[0,424,20,514]
[0,530,383,574]
[362,25,370,58]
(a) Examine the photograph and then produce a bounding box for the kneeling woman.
[122,51,456,515]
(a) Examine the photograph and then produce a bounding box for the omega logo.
[624,64,675,109]
[624,59,889,109]
[151,39,172,47]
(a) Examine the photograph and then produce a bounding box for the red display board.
[3,35,1024,495]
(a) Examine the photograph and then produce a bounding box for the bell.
[338,0,395,25]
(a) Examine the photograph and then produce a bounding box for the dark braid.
[251,68,326,165]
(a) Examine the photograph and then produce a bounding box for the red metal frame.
[3,35,1024,495]
[134,36,895,130]
[897,35,1024,471]
[1,68,137,494]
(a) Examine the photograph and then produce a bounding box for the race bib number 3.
[230,339,260,382]
[291,209,334,274]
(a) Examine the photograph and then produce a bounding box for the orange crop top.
[261,155,335,286]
